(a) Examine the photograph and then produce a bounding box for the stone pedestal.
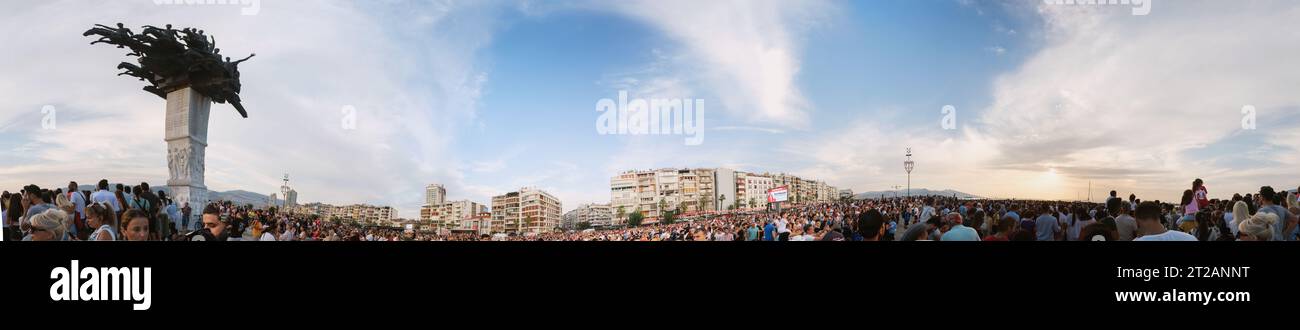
[165,87,211,216]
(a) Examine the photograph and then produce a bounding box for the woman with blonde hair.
[54,192,81,239]
[1236,212,1277,241]
[1287,191,1298,215]
[1229,201,1251,237]
[29,209,69,241]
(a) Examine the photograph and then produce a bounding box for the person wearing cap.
[939,212,980,241]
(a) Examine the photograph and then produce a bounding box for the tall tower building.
[425,184,446,206]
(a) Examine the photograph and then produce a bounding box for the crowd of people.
[4,178,1297,242]
[3,180,190,241]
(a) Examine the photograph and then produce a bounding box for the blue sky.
[2,0,1298,217]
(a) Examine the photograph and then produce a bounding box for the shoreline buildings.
[419,183,490,232]
[610,168,839,225]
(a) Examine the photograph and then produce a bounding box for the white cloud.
[0,0,500,217]
[786,0,1300,202]
[604,0,831,128]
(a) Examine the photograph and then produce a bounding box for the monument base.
[165,87,212,230]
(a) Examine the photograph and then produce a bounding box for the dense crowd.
[4,178,1297,242]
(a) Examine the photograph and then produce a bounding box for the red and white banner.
[768,186,789,203]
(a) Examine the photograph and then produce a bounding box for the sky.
[1,0,1297,218]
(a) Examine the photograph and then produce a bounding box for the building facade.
[491,187,562,234]
[611,168,839,222]
[421,200,484,229]
[425,184,446,206]
[563,203,613,230]
[304,203,397,224]
[740,173,773,210]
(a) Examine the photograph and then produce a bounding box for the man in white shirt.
[919,197,936,225]
[89,180,120,212]
[66,181,86,220]
[1133,201,1197,241]
[775,217,790,241]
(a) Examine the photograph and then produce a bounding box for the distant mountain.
[854,188,982,200]
[73,183,273,208]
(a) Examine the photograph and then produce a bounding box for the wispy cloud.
[604,0,831,128]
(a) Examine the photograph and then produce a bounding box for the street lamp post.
[904,148,914,199]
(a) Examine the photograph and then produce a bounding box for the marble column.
[165,87,210,223]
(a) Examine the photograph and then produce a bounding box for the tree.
[615,206,626,228]
[663,210,677,225]
[658,198,668,217]
[628,210,644,227]
[749,198,756,209]
[577,221,591,230]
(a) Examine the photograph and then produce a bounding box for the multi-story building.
[612,169,839,221]
[284,189,298,207]
[740,173,774,210]
[563,203,613,230]
[450,212,493,235]
[421,200,484,229]
[425,184,446,206]
[610,168,734,225]
[303,203,397,224]
[491,187,562,234]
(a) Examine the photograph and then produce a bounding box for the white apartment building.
[425,184,446,206]
[740,173,774,210]
[303,203,397,224]
[491,187,562,234]
[563,203,613,229]
[610,168,727,225]
[612,169,839,222]
[421,200,485,229]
